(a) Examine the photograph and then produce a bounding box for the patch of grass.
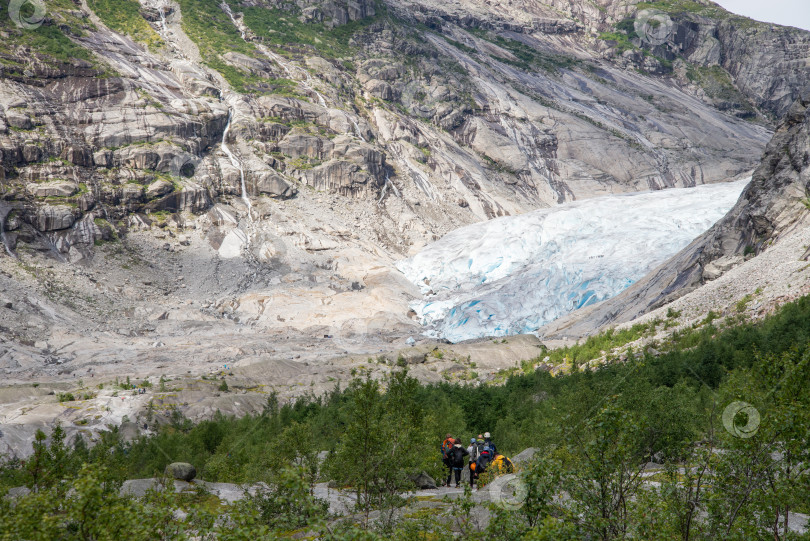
[289,156,323,170]
[444,37,476,54]
[87,0,163,50]
[685,65,757,114]
[701,310,720,325]
[242,6,377,58]
[736,294,753,313]
[636,0,727,18]
[599,31,636,53]
[176,0,270,92]
[546,320,660,365]
[15,24,94,64]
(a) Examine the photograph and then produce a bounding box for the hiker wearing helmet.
[440,433,454,486]
[446,439,469,488]
[484,431,498,456]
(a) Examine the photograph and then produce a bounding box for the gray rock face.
[165,462,197,481]
[5,110,32,130]
[253,171,296,198]
[511,447,539,467]
[32,205,77,232]
[27,181,78,198]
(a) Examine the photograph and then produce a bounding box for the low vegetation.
[242,6,378,58]
[636,0,728,18]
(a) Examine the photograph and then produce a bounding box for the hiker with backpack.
[490,453,514,474]
[441,434,455,486]
[446,439,469,488]
[483,432,497,456]
[468,434,485,488]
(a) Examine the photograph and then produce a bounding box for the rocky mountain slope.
[541,87,810,338]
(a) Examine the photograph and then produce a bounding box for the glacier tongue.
[397,179,749,342]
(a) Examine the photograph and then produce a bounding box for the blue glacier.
[397,179,749,342]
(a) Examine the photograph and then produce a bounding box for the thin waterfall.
[221,109,251,214]
[349,115,366,142]
[158,4,168,34]
[0,205,14,257]
[220,1,245,39]
[377,172,400,207]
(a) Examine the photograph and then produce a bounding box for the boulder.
[22,144,41,163]
[364,79,398,101]
[32,205,76,231]
[146,179,174,199]
[702,255,743,281]
[146,183,211,213]
[120,184,144,205]
[5,110,32,130]
[410,471,437,489]
[27,181,78,198]
[254,171,296,199]
[61,145,92,167]
[512,447,539,467]
[223,52,275,77]
[165,462,196,482]
[93,150,113,168]
[114,143,196,174]
[278,133,333,160]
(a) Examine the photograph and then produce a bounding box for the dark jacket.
[448,444,469,468]
[484,438,497,456]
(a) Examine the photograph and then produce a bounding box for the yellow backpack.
[490,455,514,474]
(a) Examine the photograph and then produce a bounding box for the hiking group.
[441,432,513,488]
